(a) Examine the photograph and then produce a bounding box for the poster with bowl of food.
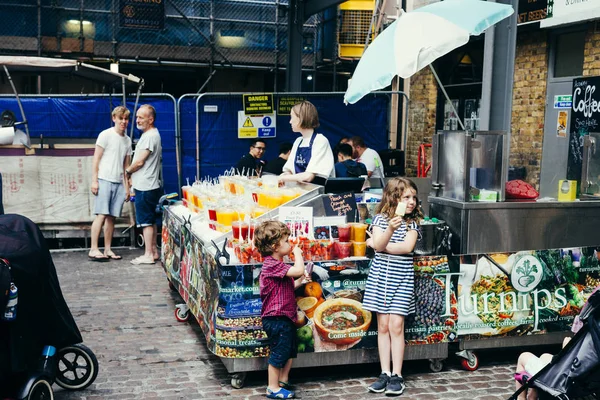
[457,252,532,337]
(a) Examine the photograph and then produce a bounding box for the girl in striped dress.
[363,177,422,396]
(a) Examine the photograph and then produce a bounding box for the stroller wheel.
[26,379,54,400]
[54,343,99,391]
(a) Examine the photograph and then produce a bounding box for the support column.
[480,0,519,133]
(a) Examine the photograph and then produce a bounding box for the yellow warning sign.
[243,117,254,128]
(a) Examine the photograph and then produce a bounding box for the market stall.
[427,130,600,369]
[160,176,457,387]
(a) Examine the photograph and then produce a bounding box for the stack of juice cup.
[335,224,353,259]
[351,223,368,257]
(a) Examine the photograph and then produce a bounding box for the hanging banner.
[119,0,164,30]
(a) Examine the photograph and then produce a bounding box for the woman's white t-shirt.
[282,133,334,179]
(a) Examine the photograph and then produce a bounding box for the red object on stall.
[505,180,539,199]
[417,144,432,178]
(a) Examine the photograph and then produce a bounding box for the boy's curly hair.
[254,220,291,256]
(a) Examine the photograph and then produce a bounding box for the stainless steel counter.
[429,196,600,254]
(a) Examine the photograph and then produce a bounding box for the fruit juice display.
[181,186,191,207]
[337,224,351,242]
[280,189,300,205]
[251,207,268,219]
[352,223,368,242]
[216,208,236,227]
[191,188,203,211]
[352,241,367,257]
[231,221,249,240]
[247,223,256,242]
[348,222,357,241]
[335,241,352,258]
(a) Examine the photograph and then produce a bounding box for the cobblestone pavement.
[50,248,531,400]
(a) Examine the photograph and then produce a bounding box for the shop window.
[553,31,586,78]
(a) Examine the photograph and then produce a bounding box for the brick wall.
[405,67,437,177]
[509,30,548,188]
[583,25,600,76]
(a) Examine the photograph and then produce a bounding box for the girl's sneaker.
[367,373,390,393]
[385,375,406,396]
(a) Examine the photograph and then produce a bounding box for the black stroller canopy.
[0,214,82,380]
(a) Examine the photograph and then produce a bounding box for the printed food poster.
[457,248,600,339]
[557,110,568,138]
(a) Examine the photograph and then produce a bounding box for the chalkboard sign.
[567,76,600,184]
[322,191,358,222]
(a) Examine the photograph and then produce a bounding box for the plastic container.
[335,241,352,258]
[337,224,351,242]
[352,223,369,242]
[352,241,367,257]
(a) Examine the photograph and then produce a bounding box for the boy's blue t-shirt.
[335,159,368,178]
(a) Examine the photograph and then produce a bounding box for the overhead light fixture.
[307,75,313,81]
[67,19,92,25]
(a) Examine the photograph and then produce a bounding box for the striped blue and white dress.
[362,214,418,316]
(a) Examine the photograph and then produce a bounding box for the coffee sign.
[566,76,600,183]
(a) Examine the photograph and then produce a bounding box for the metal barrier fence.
[0,93,179,194]
[0,1,320,76]
[176,91,408,191]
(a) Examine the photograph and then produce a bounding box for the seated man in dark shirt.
[262,142,292,176]
[234,138,267,176]
[334,143,368,178]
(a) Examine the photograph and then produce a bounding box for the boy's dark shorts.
[134,188,162,227]
[262,316,297,368]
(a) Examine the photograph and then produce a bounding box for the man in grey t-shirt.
[125,104,163,265]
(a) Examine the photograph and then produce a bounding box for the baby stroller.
[509,290,600,400]
[0,214,99,400]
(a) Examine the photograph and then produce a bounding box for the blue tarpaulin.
[178,94,392,181]
[0,95,179,194]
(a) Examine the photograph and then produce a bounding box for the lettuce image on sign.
[511,255,543,292]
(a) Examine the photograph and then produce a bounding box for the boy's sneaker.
[367,373,390,393]
[385,375,406,396]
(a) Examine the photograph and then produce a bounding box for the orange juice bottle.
[251,207,268,218]
[266,192,283,209]
[216,208,236,226]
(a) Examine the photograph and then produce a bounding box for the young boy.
[334,143,368,178]
[255,220,310,399]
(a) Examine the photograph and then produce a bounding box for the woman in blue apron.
[280,101,334,186]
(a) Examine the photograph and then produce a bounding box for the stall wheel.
[54,343,99,391]
[136,233,145,248]
[429,358,444,373]
[175,304,190,322]
[460,351,479,371]
[26,378,54,400]
[231,372,246,389]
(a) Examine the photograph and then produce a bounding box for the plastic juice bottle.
[216,208,236,226]
[352,223,369,242]
[266,193,283,209]
[337,224,351,242]
[251,207,268,218]
[181,186,191,206]
[257,191,269,208]
[280,189,297,204]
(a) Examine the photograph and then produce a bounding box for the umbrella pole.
[429,65,466,131]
